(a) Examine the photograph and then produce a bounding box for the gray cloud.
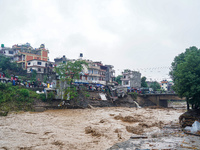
[1,0,200,81]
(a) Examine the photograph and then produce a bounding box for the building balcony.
[120,78,130,81]
[100,69,106,72]
[88,73,100,77]
[87,80,106,85]
[17,60,25,63]
[74,79,88,83]
[88,65,100,70]
[100,74,105,77]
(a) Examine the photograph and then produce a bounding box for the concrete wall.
[36,73,57,83]
[121,71,141,88]
[130,71,141,88]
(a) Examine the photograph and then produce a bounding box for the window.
[89,70,93,74]
[22,63,25,68]
[124,81,129,85]
[37,62,42,65]
[94,70,98,74]
[38,68,41,72]
[28,62,30,65]
[9,51,13,54]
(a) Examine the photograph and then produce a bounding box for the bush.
[47,92,55,100]
[29,91,40,99]
[7,82,12,87]
[130,92,138,99]
[2,93,12,103]
[0,91,4,103]
[39,94,46,102]
[19,89,30,97]
[0,83,6,90]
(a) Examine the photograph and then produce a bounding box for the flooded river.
[0,106,199,150]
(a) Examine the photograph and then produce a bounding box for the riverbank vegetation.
[170,46,200,110]
[0,82,41,114]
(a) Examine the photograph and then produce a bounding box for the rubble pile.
[179,109,200,128]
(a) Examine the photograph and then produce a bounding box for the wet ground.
[0,102,199,150]
[108,123,200,149]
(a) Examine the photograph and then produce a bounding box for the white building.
[27,59,54,74]
[0,46,16,61]
[160,80,174,91]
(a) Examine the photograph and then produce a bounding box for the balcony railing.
[120,77,129,81]
[88,65,100,70]
[88,73,100,77]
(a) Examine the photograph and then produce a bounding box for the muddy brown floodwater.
[0,107,190,150]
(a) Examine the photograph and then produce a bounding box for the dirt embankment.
[179,109,200,128]
[32,91,140,111]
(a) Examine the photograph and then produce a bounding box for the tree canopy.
[55,60,88,84]
[141,76,148,88]
[0,55,17,72]
[170,46,200,109]
[0,55,26,77]
[115,75,122,85]
[55,60,88,100]
[150,81,161,91]
[124,69,131,73]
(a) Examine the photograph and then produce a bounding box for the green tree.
[0,55,26,76]
[124,69,131,73]
[141,76,148,88]
[115,75,122,85]
[0,55,11,71]
[55,60,88,100]
[150,81,161,91]
[31,70,37,82]
[170,46,200,110]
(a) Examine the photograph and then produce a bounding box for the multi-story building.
[54,55,115,85]
[121,71,141,88]
[54,55,67,65]
[86,61,113,85]
[0,43,49,69]
[26,59,56,82]
[87,61,101,83]
[27,59,53,73]
[160,80,168,91]
[13,43,49,69]
[105,65,115,84]
[0,44,16,61]
[160,80,174,91]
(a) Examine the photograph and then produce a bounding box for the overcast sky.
[1,0,200,81]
